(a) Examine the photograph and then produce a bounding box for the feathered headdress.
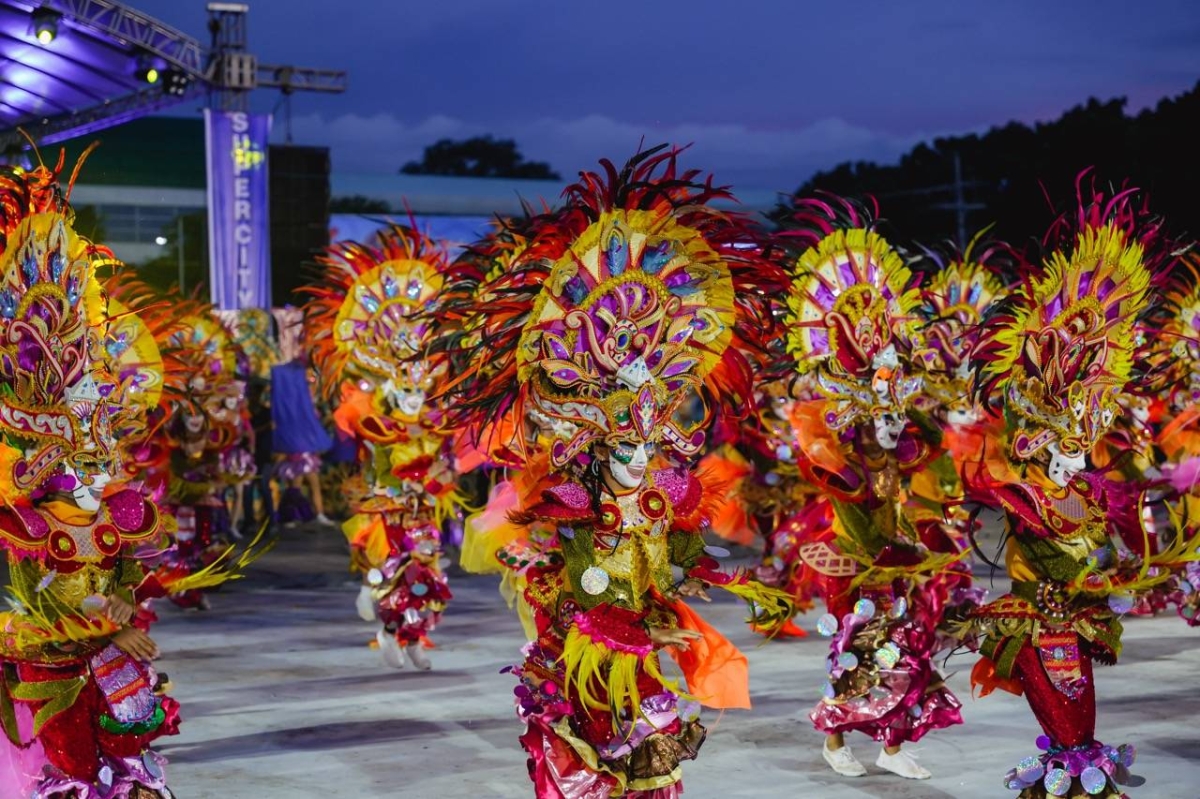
[103,277,211,413]
[0,157,120,493]
[1138,253,1200,409]
[304,224,448,402]
[446,145,780,468]
[778,195,923,430]
[218,308,279,379]
[103,275,205,476]
[915,232,1009,412]
[970,176,1162,461]
[162,303,251,455]
[428,211,549,399]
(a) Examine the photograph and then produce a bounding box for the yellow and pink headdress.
[0,157,122,495]
[447,146,782,468]
[915,235,1009,413]
[778,196,923,430]
[305,224,448,405]
[970,179,1163,462]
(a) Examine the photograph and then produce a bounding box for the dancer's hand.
[113,628,160,661]
[104,594,136,625]
[677,580,711,602]
[649,627,702,651]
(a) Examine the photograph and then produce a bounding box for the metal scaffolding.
[0,0,345,151]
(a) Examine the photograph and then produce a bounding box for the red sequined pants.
[13,661,159,781]
[1011,643,1097,747]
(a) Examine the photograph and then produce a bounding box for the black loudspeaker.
[269,145,330,306]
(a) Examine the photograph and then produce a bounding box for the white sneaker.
[876,748,931,780]
[377,629,406,669]
[355,585,377,621]
[315,513,336,527]
[405,643,432,671]
[822,741,866,777]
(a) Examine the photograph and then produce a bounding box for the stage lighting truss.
[0,0,343,150]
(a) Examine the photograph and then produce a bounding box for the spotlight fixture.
[31,6,61,45]
[162,69,192,97]
[135,55,160,84]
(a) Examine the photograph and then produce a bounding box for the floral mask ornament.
[0,213,124,493]
[973,216,1155,465]
[517,209,735,467]
[782,215,924,434]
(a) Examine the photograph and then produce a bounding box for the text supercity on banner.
[205,109,272,310]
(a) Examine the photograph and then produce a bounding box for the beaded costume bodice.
[0,490,158,661]
[523,468,705,615]
[998,472,1117,586]
[585,484,674,609]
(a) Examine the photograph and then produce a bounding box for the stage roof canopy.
[0,0,205,150]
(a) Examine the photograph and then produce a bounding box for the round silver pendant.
[580,566,610,596]
[142,752,164,780]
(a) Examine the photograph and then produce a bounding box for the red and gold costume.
[772,197,964,777]
[305,224,460,669]
[965,181,1200,798]
[445,147,791,798]
[0,157,179,797]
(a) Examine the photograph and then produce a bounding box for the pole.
[177,215,186,293]
[953,151,967,249]
[286,93,293,144]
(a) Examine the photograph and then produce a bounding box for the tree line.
[789,80,1200,249]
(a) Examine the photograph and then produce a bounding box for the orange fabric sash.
[663,597,751,710]
[971,655,1024,698]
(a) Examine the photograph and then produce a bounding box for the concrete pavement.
[151,527,1200,798]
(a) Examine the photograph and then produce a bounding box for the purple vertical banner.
[204,109,272,309]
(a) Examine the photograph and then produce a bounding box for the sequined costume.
[907,240,1009,644]
[444,147,793,798]
[159,311,248,609]
[965,180,1200,798]
[305,224,460,669]
[0,157,179,798]
[771,197,964,776]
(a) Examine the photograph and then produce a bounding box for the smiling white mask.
[1046,441,1086,488]
[606,442,653,491]
[873,411,905,451]
[63,464,112,512]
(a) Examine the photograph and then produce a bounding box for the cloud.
[287,111,936,191]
